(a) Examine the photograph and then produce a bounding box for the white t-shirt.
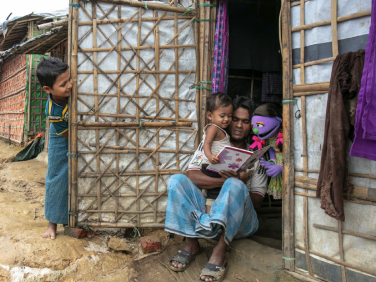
[187,143,268,197]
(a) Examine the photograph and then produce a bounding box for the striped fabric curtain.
[212,0,229,94]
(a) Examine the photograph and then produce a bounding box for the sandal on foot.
[199,262,228,282]
[169,249,200,272]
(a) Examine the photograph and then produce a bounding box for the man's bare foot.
[42,222,57,239]
[171,237,200,270]
[200,231,227,282]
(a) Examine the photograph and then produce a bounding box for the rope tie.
[144,2,148,9]
[83,0,88,7]
[199,81,212,84]
[69,3,80,9]
[194,19,215,22]
[139,121,143,129]
[282,99,297,104]
[182,7,191,15]
[198,3,217,7]
[193,86,212,91]
[282,256,296,261]
[67,152,80,158]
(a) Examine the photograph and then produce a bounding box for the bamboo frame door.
[68,0,199,228]
[283,1,376,281]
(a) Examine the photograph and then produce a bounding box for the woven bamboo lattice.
[69,0,199,228]
[25,22,50,139]
[0,54,27,144]
[282,1,376,280]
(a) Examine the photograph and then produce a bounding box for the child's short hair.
[206,92,232,112]
[36,57,69,88]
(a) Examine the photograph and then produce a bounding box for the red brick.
[64,227,87,239]
[140,235,162,254]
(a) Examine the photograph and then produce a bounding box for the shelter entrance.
[227,0,283,241]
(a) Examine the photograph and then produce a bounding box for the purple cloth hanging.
[212,0,229,94]
[350,0,376,161]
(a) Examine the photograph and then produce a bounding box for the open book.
[206,145,271,173]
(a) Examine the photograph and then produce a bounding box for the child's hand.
[209,154,220,164]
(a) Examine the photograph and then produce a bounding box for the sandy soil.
[0,140,301,282]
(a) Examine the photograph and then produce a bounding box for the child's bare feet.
[42,222,57,239]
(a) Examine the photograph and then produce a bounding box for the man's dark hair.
[36,57,69,88]
[232,96,259,118]
[252,103,282,118]
[206,92,232,112]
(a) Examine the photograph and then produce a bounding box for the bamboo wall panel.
[70,0,198,227]
[25,22,50,140]
[0,54,27,144]
[288,0,376,281]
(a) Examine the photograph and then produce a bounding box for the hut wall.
[285,0,376,281]
[0,55,27,144]
[24,22,50,141]
[69,0,199,228]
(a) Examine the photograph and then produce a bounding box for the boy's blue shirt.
[45,95,68,135]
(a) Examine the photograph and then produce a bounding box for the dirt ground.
[0,140,301,282]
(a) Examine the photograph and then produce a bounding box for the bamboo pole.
[293,57,335,69]
[81,44,195,52]
[77,121,192,127]
[293,90,327,97]
[296,246,376,277]
[293,82,329,92]
[37,19,68,31]
[281,0,295,271]
[194,0,201,147]
[155,10,160,223]
[78,222,165,228]
[69,0,79,227]
[313,223,376,242]
[292,9,371,32]
[299,0,313,275]
[97,0,196,14]
[78,15,193,26]
[174,0,180,172]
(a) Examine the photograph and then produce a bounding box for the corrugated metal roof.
[0,25,68,63]
[0,9,68,51]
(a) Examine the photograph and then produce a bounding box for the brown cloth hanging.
[316,50,365,221]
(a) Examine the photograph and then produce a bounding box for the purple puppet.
[250,103,283,199]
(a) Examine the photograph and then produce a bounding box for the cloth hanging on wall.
[317,50,365,222]
[350,0,376,161]
[212,0,229,93]
[261,72,282,104]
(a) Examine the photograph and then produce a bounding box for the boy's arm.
[203,125,220,164]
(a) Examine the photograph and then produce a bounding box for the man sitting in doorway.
[165,96,268,282]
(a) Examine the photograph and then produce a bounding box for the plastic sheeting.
[292,0,376,277]
[75,2,198,224]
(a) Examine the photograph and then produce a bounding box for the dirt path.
[0,140,300,282]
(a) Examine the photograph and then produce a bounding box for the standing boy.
[36,57,72,239]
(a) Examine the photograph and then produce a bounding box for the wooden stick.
[293,57,335,69]
[293,90,327,97]
[37,19,68,31]
[296,245,376,277]
[281,0,295,271]
[313,223,376,242]
[70,0,79,227]
[78,222,165,228]
[97,0,196,14]
[300,0,313,275]
[77,121,192,127]
[292,9,371,32]
[293,82,329,92]
[290,0,311,7]
[331,0,339,58]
